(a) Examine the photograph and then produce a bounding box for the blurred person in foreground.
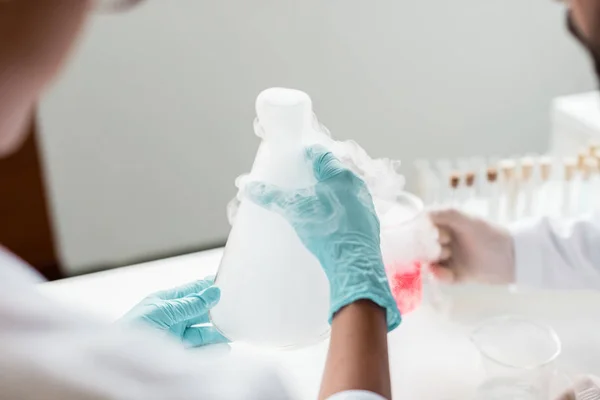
[0,1,400,399]
[429,1,600,399]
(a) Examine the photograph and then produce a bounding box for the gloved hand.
[120,277,229,347]
[428,209,515,284]
[245,145,401,331]
[555,375,600,400]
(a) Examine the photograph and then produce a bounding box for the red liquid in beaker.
[386,261,422,314]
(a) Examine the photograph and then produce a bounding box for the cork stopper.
[521,158,534,182]
[577,150,587,170]
[487,167,498,183]
[589,141,600,158]
[465,172,475,187]
[539,157,552,181]
[590,157,600,172]
[564,158,577,181]
[449,173,460,189]
[499,159,516,182]
[583,157,599,180]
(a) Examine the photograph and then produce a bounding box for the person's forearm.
[319,300,391,400]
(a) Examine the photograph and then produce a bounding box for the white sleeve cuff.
[327,390,387,400]
[510,219,547,288]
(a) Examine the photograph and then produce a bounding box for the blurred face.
[567,0,600,78]
[0,0,143,158]
[569,0,600,42]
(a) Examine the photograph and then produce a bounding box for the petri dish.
[471,315,562,400]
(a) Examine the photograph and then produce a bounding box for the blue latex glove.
[121,277,229,347]
[245,145,401,331]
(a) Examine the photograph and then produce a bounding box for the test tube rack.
[415,143,600,224]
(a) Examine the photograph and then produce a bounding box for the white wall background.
[39,0,596,274]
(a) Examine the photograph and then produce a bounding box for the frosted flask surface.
[210,88,331,347]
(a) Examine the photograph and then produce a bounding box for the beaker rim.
[470,315,562,371]
[380,191,424,231]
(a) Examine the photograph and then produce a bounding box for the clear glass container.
[210,88,330,348]
[212,87,440,348]
[471,316,562,400]
[378,192,439,315]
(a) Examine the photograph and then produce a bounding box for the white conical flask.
[210,88,331,348]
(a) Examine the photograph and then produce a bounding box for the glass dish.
[471,315,562,400]
[378,192,438,314]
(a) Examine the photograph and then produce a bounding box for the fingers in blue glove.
[245,146,348,231]
[305,145,348,181]
[182,326,229,348]
[153,277,216,300]
[245,182,310,212]
[162,286,221,325]
[186,312,212,326]
[245,145,349,210]
[246,182,340,229]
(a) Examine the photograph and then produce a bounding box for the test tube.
[463,171,486,216]
[579,157,600,214]
[562,158,578,218]
[537,156,553,218]
[465,171,476,199]
[414,159,427,200]
[589,158,600,212]
[580,158,592,214]
[436,159,454,207]
[449,172,461,208]
[519,157,535,219]
[468,156,487,195]
[539,157,552,182]
[415,159,434,206]
[499,159,517,224]
[588,142,600,158]
[577,149,588,172]
[486,166,500,222]
[436,159,453,176]
[456,158,470,172]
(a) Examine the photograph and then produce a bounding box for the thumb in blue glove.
[121,277,229,347]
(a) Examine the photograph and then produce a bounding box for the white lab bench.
[40,248,600,399]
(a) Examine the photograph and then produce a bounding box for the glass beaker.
[378,192,438,315]
[471,315,562,400]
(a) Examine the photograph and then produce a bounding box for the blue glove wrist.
[319,242,401,332]
[329,285,401,332]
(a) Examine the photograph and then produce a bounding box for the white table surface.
[40,248,600,399]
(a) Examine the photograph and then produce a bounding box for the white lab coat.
[0,250,383,400]
[513,213,600,289]
[4,212,596,400]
